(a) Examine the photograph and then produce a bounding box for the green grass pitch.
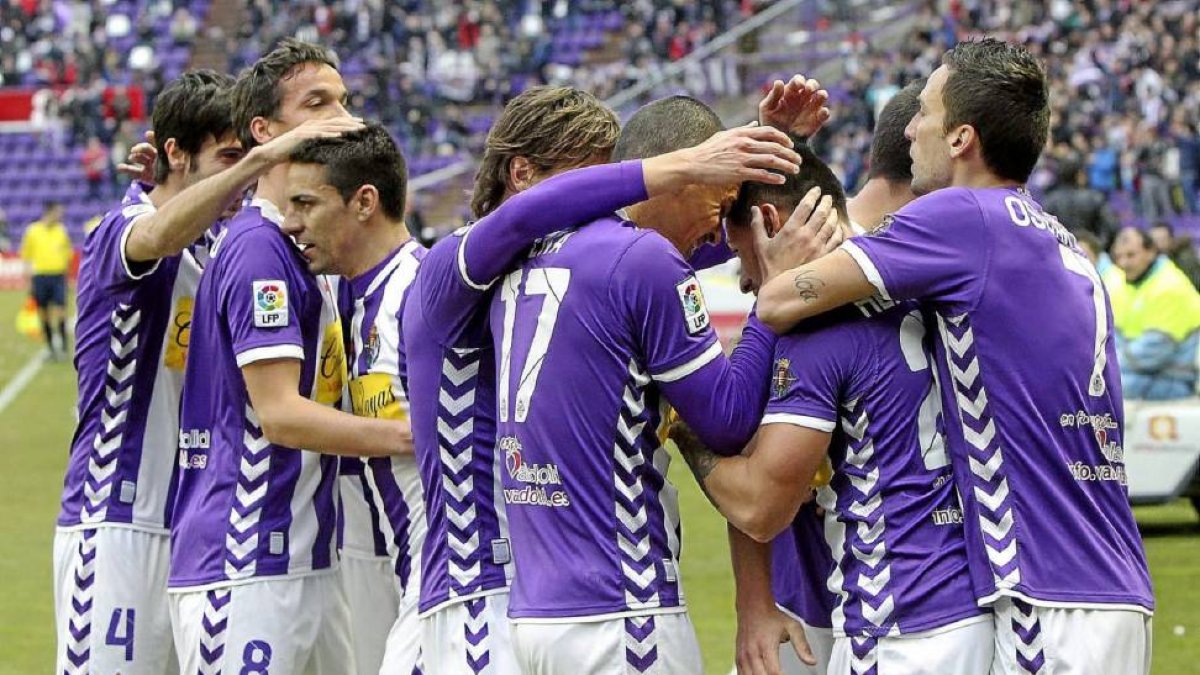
[0,289,1196,673]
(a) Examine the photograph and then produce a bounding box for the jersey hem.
[976,587,1154,616]
[339,548,392,562]
[55,520,171,536]
[761,412,837,432]
[418,586,511,618]
[776,603,832,630]
[509,604,687,624]
[167,565,338,594]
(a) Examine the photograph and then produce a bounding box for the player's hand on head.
[255,117,367,164]
[735,603,792,675]
[752,186,837,281]
[117,130,158,185]
[759,75,831,140]
[678,123,801,186]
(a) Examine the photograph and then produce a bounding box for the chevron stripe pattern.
[82,304,141,523]
[624,616,659,673]
[614,360,664,611]
[224,405,271,580]
[462,597,491,673]
[63,530,97,674]
[1011,600,1046,674]
[439,348,483,598]
[848,636,878,675]
[839,399,895,634]
[198,588,232,675]
[937,313,1020,589]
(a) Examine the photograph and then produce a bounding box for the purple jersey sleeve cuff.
[651,340,722,382]
[840,239,892,302]
[116,208,161,281]
[235,344,305,367]
[760,413,837,432]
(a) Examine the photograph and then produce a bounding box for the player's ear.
[508,156,536,192]
[250,116,273,145]
[164,138,186,175]
[760,202,782,237]
[353,185,379,222]
[948,124,974,159]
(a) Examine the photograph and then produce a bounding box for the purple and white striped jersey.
[169,199,344,589]
[766,302,982,637]
[488,215,778,620]
[59,189,217,532]
[771,502,836,629]
[844,187,1154,613]
[403,161,651,615]
[345,240,428,593]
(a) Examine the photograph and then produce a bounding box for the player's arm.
[124,117,364,263]
[242,358,411,457]
[458,124,802,288]
[674,422,829,542]
[757,188,990,334]
[729,525,815,675]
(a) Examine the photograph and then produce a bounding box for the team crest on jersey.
[772,357,796,398]
[365,325,380,367]
[675,275,710,335]
[252,280,289,328]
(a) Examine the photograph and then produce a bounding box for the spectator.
[170,8,199,45]
[1109,227,1200,400]
[80,136,108,200]
[1149,221,1200,292]
[1042,158,1120,249]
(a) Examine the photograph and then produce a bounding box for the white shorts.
[511,611,702,675]
[828,616,993,675]
[169,572,354,675]
[340,553,400,675]
[421,592,518,674]
[777,619,834,675]
[53,526,177,675]
[991,598,1151,675]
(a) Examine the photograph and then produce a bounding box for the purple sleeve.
[762,329,857,432]
[687,225,735,270]
[841,187,990,311]
[613,234,777,455]
[459,160,648,286]
[420,160,649,345]
[88,202,160,293]
[217,227,306,367]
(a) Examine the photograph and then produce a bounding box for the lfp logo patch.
[253,280,289,327]
[675,275,710,335]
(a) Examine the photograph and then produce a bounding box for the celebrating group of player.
[51,31,1153,675]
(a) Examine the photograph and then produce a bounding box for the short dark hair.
[231,38,339,151]
[728,138,847,228]
[868,79,923,182]
[1150,220,1174,236]
[1118,226,1156,251]
[152,69,236,183]
[611,95,724,161]
[289,122,408,221]
[941,38,1049,183]
[44,201,62,213]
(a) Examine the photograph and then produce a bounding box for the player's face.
[183,134,244,186]
[283,162,356,275]
[662,182,738,258]
[270,63,351,137]
[905,66,954,196]
[725,219,762,294]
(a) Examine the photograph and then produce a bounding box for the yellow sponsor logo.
[315,320,346,406]
[164,296,193,371]
[1148,415,1179,442]
[349,372,406,420]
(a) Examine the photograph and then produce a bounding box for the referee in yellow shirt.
[20,202,73,359]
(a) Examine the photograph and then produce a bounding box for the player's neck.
[147,176,185,209]
[953,164,1022,191]
[848,178,914,231]
[344,221,411,280]
[252,164,291,211]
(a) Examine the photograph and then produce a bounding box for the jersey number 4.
[498,268,572,423]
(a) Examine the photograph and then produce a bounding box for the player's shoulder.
[608,218,689,271]
[895,186,984,222]
[88,197,155,241]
